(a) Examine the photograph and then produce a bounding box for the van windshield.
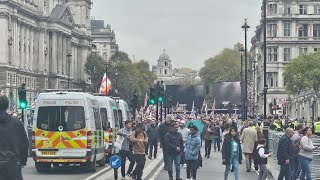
[36,106,86,131]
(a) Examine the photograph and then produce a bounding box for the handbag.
[114,130,125,150]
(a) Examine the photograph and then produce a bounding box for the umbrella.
[185,120,205,135]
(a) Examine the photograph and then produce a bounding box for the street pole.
[263,0,268,120]
[156,81,159,122]
[164,90,167,119]
[312,101,315,134]
[240,48,245,120]
[67,51,72,89]
[242,19,250,121]
[105,61,108,96]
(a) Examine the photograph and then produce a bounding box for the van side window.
[93,108,102,130]
[100,108,109,130]
[118,110,124,129]
[113,110,119,128]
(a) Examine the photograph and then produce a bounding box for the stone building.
[0,0,92,109]
[91,19,118,60]
[251,0,320,115]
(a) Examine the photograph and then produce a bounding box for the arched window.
[164,61,168,66]
[165,69,167,75]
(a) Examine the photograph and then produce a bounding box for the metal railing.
[268,130,320,179]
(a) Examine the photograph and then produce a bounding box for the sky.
[92,0,262,70]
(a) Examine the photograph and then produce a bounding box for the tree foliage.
[84,53,105,92]
[283,52,320,95]
[199,44,242,85]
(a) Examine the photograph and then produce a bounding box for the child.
[257,138,271,180]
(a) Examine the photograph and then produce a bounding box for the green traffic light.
[20,102,27,109]
[158,97,163,102]
[149,99,155,104]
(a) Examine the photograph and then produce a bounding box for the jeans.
[244,153,252,171]
[132,154,146,180]
[213,138,221,151]
[258,164,268,180]
[186,160,198,179]
[149,140,158,157]
[224,152,239,180]
[278,164,292,180]
[299,156,312,180]
[162,142,168,167]
[0,163,23,180]
[204,140,213,156]
[167,153,181,179]
[119,150,135,177]
[292,156,301,179]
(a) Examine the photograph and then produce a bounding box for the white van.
[32,91,105,173]
[117,99,131,125]
[95,96,121,158]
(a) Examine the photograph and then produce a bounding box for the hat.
[180,120,186,124]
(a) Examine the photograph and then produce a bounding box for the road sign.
[109,155,121,169]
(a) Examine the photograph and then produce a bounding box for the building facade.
[251,0,320,115]
[91,19,118,60]
[0,0,92,110]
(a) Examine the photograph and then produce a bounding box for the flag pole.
[105,61,108,96]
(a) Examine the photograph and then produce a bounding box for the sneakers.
[183,164,187,168]
[148,155,152,160]
[126,173,134,179]
[154,155,157,159]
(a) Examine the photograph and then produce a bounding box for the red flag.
[99,73,112,95]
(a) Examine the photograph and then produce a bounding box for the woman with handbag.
[184,125,201,180]
[222,127,242,180]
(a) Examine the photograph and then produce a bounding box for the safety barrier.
[268,130,320,179]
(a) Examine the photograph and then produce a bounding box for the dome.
[159,52,170,61]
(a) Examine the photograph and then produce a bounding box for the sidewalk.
[96,147,164,180]
[267,156,280,180]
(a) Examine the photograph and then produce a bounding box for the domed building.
[153,49,173,77]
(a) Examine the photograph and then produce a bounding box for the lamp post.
[263,0,268,120]
[312,100,316,134]
[115,67,118,96]
[242,19,250,121]
[239,47,245,120]
[67,51,72,89]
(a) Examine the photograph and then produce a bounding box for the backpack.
[292,134,302,157]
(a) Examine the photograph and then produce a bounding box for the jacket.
[277,134,293,165]
[241,126,257,153]
[146,125,159,142]
[130,131,148,155]
[222,134,242,165]
[184,132,201,160]
[213,126,222,139]
[0,113,28,166]
[165,131,184,154]
[203,125,215,140]
[257,144,268,165]
[117,127,132,151]
[178,127,189,143]
[299,136,314,160]
[158,122,171,144]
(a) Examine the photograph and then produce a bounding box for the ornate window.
[164,61,168,66]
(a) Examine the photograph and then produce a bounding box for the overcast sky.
[92,0,262,70]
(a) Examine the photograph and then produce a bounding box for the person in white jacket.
[299,127,319,180]
[256,138,271,180]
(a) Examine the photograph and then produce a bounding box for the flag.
[143,93,148,108]
[202,99,207,113]
[99,73,112,95]
[211,99,216,115]
[31,94,39,108]
[191,101,195,116]
[281,99,286,107]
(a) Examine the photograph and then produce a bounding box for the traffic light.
[149,87,156,105]
[158,86,164,102]
[18,83,27,109]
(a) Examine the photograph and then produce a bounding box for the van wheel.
[84,157,96,172]
[98,156,106,167]
[35,162,51,173]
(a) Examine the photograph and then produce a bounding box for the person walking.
[117,120,135,179]
[213,122,222,152]
[203,121,215,158]
[241,121,258,172]
[159,116,173,170]
[291,124,304,179]
[165,123,184,180]
[0,95,28,180]
[130,123,148,180]
[178,120,189,168]
[299,127,318,180]
[146,120,159,159]
[257,138,271,180]
[222,127,242,180]
[277,128,294,180]
[184,125,201,180]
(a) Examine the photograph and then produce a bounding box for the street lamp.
[242,19,250,121]
[239,47,245,120]
[263,0,268,120]
[115,67,118,96]
[67,51,72,89]
[312,100,316,134]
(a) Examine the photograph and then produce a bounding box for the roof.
[91,20,105,29]
[158,52,171,61]
[49,4,75,25]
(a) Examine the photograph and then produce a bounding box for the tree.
[109,51,131,63]
[84,53,105,92]
[283,52,320,95]
[199,44,242,85]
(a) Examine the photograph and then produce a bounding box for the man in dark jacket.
[0,95,28,180]
[158,116,172,170]
[277,128,294,180]
[165,124,183,180]
[146,120,159,159]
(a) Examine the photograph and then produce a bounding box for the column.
[57,33,62,74]
[20,24,24,68]
[13,18,18,67]
[38,28,45,72]
[45,31,50,73]
[77,46,82,80]
[25,26,29,70]
[73,45,78,79]
[0,14,8,64]
[29,28,34,71]
[50,31,57,74]
[62,35,67,76]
